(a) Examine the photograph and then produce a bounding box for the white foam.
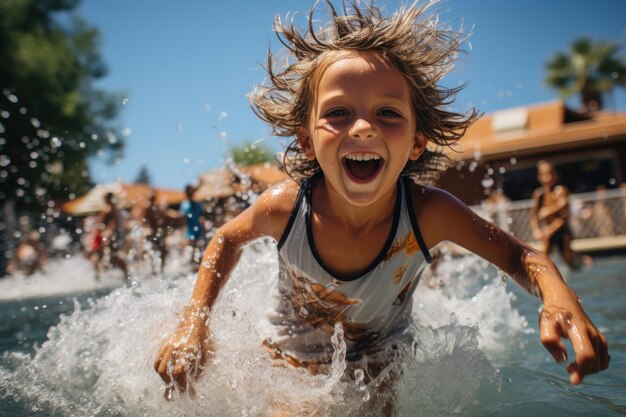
[0,240,529,416]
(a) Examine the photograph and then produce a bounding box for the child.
[154,0,609,412]
[530,160,592,269]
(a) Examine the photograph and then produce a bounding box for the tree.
[135,165,151,184]
[545,37,626,111]
[0,0,123,274]
[229,142,274,166]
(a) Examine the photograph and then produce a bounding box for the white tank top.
[262,175,432,364]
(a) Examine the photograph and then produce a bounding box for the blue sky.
[81,0,626,190]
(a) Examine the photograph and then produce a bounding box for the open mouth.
[343,152,383,181]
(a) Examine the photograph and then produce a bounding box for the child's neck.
[313,177,397,231]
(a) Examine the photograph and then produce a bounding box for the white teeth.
[345,153,380,161]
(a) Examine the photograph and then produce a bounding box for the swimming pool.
[0,244,624,416]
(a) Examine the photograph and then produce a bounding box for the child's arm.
[415,185,609,385]
[153,180,299,398]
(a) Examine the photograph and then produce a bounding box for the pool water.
[0,242,624,416]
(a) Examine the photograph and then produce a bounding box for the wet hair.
[249,0,479,183]
[536,159,554,170]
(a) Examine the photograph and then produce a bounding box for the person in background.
[93,192,129,280]
[6,231,47,277]
[144,189,181,273]
[179,184,206,265]
[530,160,591,269]
[591,185,616,237]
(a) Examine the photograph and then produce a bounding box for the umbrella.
[193,163,288,201]
[61,183,186,216]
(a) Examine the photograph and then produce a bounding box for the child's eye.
[378,108,402,118]
[324,108,349,118]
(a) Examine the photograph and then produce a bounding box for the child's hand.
[153,315,213,400]
[539,299,610,385]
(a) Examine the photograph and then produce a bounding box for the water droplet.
[219,131,227,140]
[122,128,132,137]
[107,132,118,144]
[122,98,129,105]
[219,110,228,118]
[176,124,183,132]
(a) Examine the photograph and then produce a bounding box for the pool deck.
[527,235,626,253]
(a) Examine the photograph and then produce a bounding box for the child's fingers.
[565,324,604,384]
[597,332,611,371]
[154,346,174,384]
[539,312,568,364]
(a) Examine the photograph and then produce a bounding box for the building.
[437,101,626,251]
[438,100,626,204]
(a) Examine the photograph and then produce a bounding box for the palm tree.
[545,37,626,111]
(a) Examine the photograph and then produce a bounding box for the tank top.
[262,175,432,365]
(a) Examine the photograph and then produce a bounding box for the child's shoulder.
[219,178,301,243]
[255,178,301,212]
[405,181,472,229]
[250,178,302,226]
[406,181,458,210]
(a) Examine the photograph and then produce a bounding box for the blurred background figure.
[482,187,510,230]
[143,189,181,274]
[92,193,129,280]
[6,231,47,277]
[179,184,206,265]
[530,160,591,269]
[592,185,616,237]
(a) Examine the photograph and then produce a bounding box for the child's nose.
[349,118,375,139]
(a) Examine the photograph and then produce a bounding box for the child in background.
[154,1,609,413]
[530,160,592,269]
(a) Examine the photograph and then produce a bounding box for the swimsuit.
[179,200,204,240]
[262,175,432,366]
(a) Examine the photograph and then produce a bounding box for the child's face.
[299,51,425,206]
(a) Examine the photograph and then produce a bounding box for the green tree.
[135,165,151,184]
[0,0,123,211]
[0,0,123,274]
[545,37,626,111]
[229,142,274,166]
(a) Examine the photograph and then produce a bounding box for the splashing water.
[0,240,532,416]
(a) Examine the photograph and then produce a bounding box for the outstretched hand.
[539,300,609,385]
[154,315,213,400]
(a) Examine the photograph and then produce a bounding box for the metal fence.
[472,187,626,242]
